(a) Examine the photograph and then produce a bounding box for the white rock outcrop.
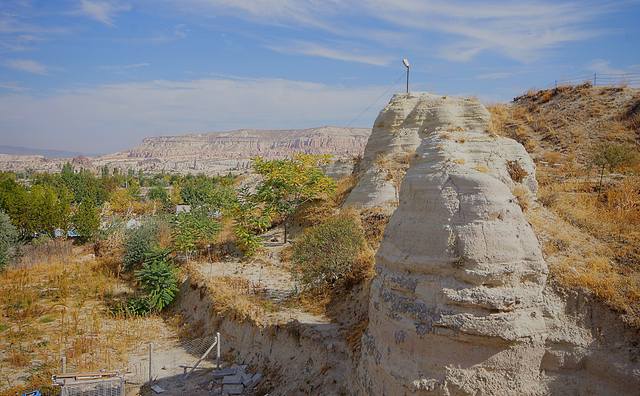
[355,92,640,395]
[345,93,536,213]
[357,93,547,395]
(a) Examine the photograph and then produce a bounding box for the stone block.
[222,374,242,384]
[212,367,237,378]
[222,384,244,395]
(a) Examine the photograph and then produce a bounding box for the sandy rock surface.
[354,92,640,395]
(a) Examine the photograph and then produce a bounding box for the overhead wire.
[345,71,406,128]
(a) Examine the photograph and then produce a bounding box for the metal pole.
[185,336,219,379]
[148,343,152,383]
[406,66,410,94]
[593,72,597,86]
[216,332,221,369]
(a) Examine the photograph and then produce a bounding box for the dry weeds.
[491,84,640,327]
[0,245,164,394]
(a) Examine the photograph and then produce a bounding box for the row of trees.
[0,164,237,241]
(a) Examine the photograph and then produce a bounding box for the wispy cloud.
[175,0,619,63]
[476,71,516,80]
[78,0,131,26]
[269,41,392,66]
[586,59,640,75]
[3,59,48,75]
[0,12,68,52]
[99,62,150,72]
[0,77,389,152]
[0,81,28,92]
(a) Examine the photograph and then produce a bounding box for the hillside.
[488,84,640,327]
[489,83,639,162]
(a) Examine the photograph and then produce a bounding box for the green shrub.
[0,210,18,270]
[171,211,221,256]
[123,221,158,270]
[234,225,262,257]
[292,213,372,290]
[135,248,179,312]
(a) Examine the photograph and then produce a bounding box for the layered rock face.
[355,92,640,395]
[357,93,548,394]
[345,94,535,213]
[0,127,370,176]
[125,127,370,161]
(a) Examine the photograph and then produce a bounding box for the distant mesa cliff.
[0,126,371,175]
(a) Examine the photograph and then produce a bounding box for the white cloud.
[0,77,390,152]
[78,0,131,26]
[173,0,618,62]
[3,59,48,75]
[269,41,392,66]
[0,12,68,52]
[99,63,151,72]
[586,59,637,75]
[476,71,516,80]
[0,81,28,92]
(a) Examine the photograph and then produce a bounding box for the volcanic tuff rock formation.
[345,94,536,213]
[353,93,640,395]
[0,127,370,176]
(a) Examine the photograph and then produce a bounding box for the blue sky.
[1,0,639,153]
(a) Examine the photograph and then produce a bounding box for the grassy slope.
[488,83,640,326]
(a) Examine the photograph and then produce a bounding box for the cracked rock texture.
[356,93,640,395]
[345,93,536,214]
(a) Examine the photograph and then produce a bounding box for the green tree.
[0,209,18,270]
[179,175,236,211]
[73,200,101,242]
[230,187,272,256]
[171,211,221,256]
[12,184,72,236]
[253,154,335,242]
[590,143,637,192]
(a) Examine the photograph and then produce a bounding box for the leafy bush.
[0,210,18,270]
[148,185,170,209]
[123,221,158,270]
[180,175,236,211]
[292,212,373,290]
[171,211,221,256]
[230,187,272,256]
[234,226,262,256]
[73,199,100,242]
[134,248,179,312]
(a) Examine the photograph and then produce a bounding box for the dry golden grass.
[527,205,640,327]
[359,207,390,250]
[0,243,163,393]
[491,85,640,327]
[511,186,530,212]
[506,160,528,182]
[184,264,269,323]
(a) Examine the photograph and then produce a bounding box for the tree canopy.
[253,154,335,242]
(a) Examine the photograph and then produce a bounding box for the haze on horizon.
[1,0,639,153]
